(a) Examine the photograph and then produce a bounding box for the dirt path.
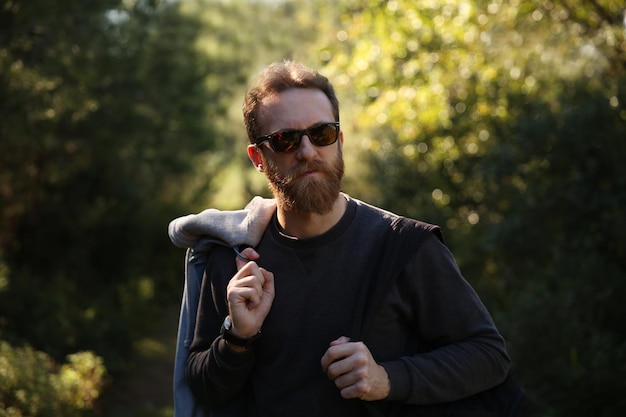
[100,306,179,417]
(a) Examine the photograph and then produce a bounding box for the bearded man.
[173,61,515,417]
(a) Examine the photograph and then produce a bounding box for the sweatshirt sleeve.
[185,252,256,411]
[186,338,255,410]
[380,235,511,404]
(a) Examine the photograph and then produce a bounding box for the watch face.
[224,315,233,330]
[221,315,261,349]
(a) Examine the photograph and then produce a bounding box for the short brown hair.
[242,60,340,143]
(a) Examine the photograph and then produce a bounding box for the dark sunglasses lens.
[271,131,301,153]
[310,124,338,146]
[267,123,338,153]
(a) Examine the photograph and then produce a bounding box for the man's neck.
[276,194,348,239]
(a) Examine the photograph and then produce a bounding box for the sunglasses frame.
[254,122,340,154]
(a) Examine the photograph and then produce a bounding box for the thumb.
[235,246,260,270]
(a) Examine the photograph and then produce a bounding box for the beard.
[263,149,344,215]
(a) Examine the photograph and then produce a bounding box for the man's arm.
[186,247,275,411]
[381,236,511,404]
[186,337,256,409]
[321,235,510,405]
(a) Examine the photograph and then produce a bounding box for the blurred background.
[1,0,624,416]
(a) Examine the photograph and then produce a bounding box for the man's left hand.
[320,336,391,401]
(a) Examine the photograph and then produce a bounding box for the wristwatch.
[220,315,261,349]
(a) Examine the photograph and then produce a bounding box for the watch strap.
[220,316,261,349]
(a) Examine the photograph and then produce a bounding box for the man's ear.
[247,144,264,172]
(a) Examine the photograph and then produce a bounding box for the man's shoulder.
[349,195,443,242]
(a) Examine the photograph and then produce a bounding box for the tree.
[315,0,626,415]
[179,0,334,211]
[0,0,220,366]
[0,0,337,411]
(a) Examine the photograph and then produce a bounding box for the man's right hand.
[226,247,275,340]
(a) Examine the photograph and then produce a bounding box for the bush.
[0,342,106,417]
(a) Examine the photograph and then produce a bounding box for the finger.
[320,350,333,373]
[339,382,368,400]
[228,269,258,288]
[340,364,391,401]
[235,247,260,270]
[321,338,353,372]
[230,273,265,299]
[258,268,275,307]
[260,268,275,293]
[333,370,361,391]
[325,356,351,380]
[228,275,264,312]
[237,287,262,308]
[230,263,262,287]
[330,336,351,347]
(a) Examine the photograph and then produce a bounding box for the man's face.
[262,144,344,215]
[249,88,344,214]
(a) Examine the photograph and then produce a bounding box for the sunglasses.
[254,122,340,153]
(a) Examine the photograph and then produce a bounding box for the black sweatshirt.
[187,197,510,416]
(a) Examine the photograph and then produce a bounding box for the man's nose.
[296,135,317,160]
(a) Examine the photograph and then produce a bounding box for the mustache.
[290,160,332,178]
[267,160,332,188]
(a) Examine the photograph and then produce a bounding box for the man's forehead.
[257,88,333,131]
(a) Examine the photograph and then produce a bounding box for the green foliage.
[316,0,626,416]
[483,80,626,417]
[0,0,337,411]
[178,0,330,210]
[2,0,625,415]
[0,0,214,368]
[0,341,106,417]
